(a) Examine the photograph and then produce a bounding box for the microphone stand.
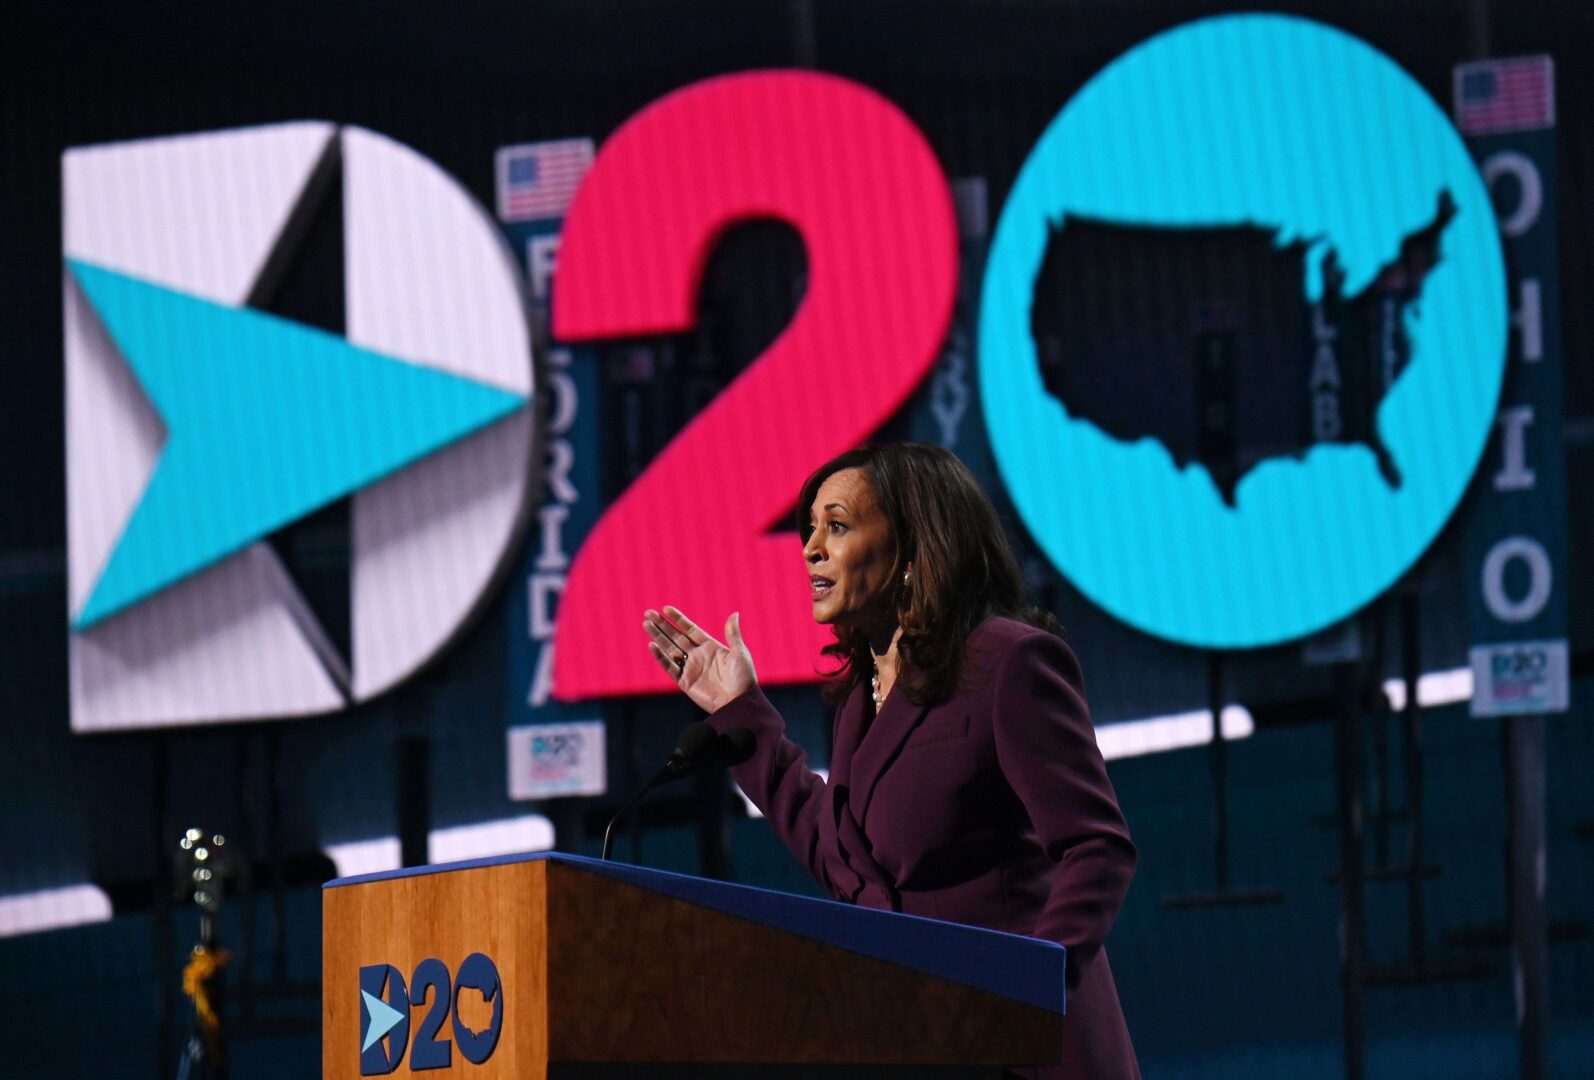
[601,723,754,861]
[601,760,684,861]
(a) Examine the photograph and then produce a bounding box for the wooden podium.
[324,852,1065,1078]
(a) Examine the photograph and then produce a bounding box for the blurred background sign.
[1457,56,1570,718]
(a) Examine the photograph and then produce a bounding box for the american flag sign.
[1453,56,1554,136]
[495,138,595,223]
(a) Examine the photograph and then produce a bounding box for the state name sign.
[1455,56,1570,717]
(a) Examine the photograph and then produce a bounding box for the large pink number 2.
[551,71,957,700]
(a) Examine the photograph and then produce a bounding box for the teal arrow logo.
[68,259,529,629]
[360,988,406,1053]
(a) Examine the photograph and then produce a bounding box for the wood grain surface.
[323,859,550,1080]
[323,857,1063,1076]
[544,863,1063,1066]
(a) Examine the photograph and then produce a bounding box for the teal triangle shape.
[69,259,529,629]
[360,988,405,1053]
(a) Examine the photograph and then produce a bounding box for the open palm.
[643,606,757,714]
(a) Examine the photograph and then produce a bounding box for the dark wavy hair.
[797,443,1057,706]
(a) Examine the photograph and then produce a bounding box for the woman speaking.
[642,443,1139,1080]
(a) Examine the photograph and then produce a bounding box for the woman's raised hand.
[643,606,757,714]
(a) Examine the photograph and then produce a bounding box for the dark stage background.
[2,1,1591,1077]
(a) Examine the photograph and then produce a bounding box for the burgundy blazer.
[707,616,1139,1080]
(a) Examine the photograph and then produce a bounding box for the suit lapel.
[847,670,931,828]
[829,682,868,787]
[820,682,905,908]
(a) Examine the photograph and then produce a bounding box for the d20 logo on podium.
[450,951,506,1065]
[64,122,536,730]
[358,964,411,1075]
[358,954,503,1074]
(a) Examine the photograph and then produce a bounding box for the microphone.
[667,721,721,775]
[717,726,756,767]
[601,722,755,861]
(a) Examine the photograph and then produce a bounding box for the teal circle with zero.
[979,14,1506,649]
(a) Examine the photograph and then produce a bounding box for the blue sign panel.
[497,140,609,797]
[1456,57,1570,716]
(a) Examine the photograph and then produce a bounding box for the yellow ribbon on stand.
[181,944,230,1042]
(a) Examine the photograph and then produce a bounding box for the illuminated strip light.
[0,884,113,938]
[1383,667,1474,711]
[1097,666,1474,762]
[730,708,1247,815]
[334,672,1469,845]
[1096,706,1254,761]
[730,711,1258,817]
[324,814,556,879]
[729,669,1471,819]
[733,711,1255,816]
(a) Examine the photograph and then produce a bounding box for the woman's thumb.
[726,611,743,648]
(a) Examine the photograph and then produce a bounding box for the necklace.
[871,636,899,711]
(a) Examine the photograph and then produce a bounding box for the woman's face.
[804,468,897,628]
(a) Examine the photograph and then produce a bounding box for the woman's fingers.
[646,641,682,679]
[644,605,754,708]
[662,605,709,646]
[643,609,694,658]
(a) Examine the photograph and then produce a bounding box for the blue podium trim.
[326,852,1065,1014]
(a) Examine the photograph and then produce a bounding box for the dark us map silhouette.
[1029,193,1456,507]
